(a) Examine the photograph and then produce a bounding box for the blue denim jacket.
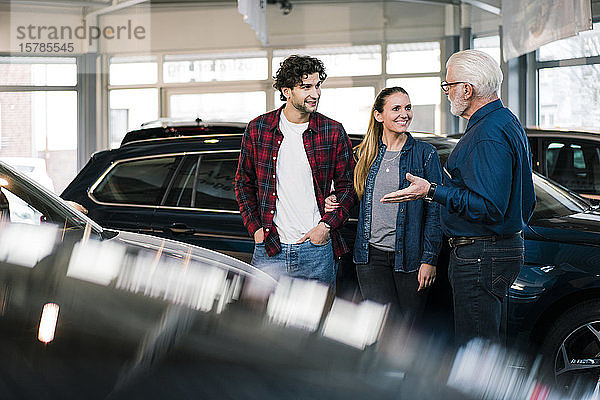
[353,133,443,272]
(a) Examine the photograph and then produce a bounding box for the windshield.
[531,172,589,220]
[0,163,103,234]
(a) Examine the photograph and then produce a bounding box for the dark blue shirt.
[432,99,535,237]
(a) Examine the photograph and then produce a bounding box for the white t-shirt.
[274,111,321,244]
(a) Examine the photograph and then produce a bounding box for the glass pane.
[164,156,197,208]
[195,155,238,211]
[273,45,381,77]
[275,87,374,136]
[386,77,441,134]
[109,56,157,85]
[0,57,76,86]
[169,91,266,123]
[539,65,600,130]
[544,141,600,196]
[545,142,564,176]
[109,88,159,148]
[546,142,590,193]
[531,174,586,220]
[0,91,77,193]
[164,51,267,83]
[538,22,600,61]
[386,42,440,74]
[2,187,42,225]
[93,156,179,205]
[473,36,501,65]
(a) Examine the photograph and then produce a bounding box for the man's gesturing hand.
[381,173,431,203]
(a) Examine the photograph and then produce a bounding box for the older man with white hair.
[381,49,536,345]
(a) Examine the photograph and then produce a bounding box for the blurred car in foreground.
[63,125,600,390]
[1,163,592,400]
[0,161,486,399]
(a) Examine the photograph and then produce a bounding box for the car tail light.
[38,303,59,343]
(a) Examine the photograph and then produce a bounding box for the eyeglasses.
[440,81,468,92]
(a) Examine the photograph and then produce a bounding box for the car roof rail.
[121,121,247,146]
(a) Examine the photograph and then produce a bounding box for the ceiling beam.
[461,0,500,15]
[85,0,149,17]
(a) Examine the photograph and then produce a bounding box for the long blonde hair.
[354,86,409,198]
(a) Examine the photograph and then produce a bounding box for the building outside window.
[537,22,600,130]
[0,57,77,193]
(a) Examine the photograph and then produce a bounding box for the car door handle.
[168,223,195,235]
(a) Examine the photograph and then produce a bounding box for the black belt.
[448,231,522,248]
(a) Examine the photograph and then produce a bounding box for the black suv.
[63,121,600,388]
[63,120,253,262]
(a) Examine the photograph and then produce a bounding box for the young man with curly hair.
[234,55,355,286]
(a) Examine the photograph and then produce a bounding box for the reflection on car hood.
[530,210,600,245]
[112,229,277,285]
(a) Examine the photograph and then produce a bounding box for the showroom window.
[109,56,158,85]
[0,56,76,86]
[386,77,441,134]
[108,39,447,144]
[108,56,160,148]
[163,51,268,83]
[537,22,600,130]
[0,57,78,193]
[473,36,501,65]
[387,42,440,74]
[169,91,266,122]
[273,45,382,77]
[109,88,159,148]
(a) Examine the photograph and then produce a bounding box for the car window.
[163,156,198,208]
[0,167,98,233]
[92,156,181,205]
[194,154,238,211]
[2,188,42,225]
[545,140,600,195]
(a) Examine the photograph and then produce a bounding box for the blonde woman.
[328,87,442,320]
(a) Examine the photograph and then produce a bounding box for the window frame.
[535,20,600,129]
[106,39,447,141]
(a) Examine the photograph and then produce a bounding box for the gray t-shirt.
[369,150,400,251]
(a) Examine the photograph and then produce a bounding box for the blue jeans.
[448,234,524,345]
[251,239,337,286]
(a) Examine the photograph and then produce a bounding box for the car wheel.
[540,299,600,391]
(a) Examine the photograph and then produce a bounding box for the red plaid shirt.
[234,106,356,258]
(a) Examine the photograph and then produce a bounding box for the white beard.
[450,96,469,117]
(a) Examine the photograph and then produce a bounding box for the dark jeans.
[356,245,429,324]
[448,234,524,346]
